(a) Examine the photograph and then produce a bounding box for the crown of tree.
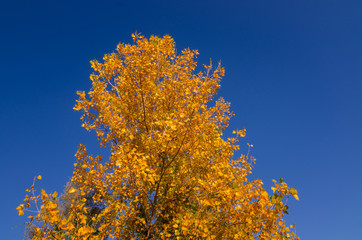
[18,33,298,240]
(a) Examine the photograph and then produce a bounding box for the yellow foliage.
[18,33,298,239]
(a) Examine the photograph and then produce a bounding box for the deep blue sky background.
[2,0,361,239]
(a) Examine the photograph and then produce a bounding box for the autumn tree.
[18,33,299,239]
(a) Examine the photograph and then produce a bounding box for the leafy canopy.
[18,33,299,239]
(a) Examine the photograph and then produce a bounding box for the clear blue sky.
[1,0,361,239]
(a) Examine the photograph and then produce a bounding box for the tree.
[18,33,299,239]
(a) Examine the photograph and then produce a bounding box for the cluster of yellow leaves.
[18,33,298,239]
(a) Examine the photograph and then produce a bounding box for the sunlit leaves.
[16,204,24,216]
[18,33,298,239]
[290,188,299,201]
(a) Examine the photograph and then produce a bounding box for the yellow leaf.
[16,204,24,216]
[68,187,76,194]
[293,194,299,201]
[37,175,42,180]
[237,128,246,137]
[290,188,299,200]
